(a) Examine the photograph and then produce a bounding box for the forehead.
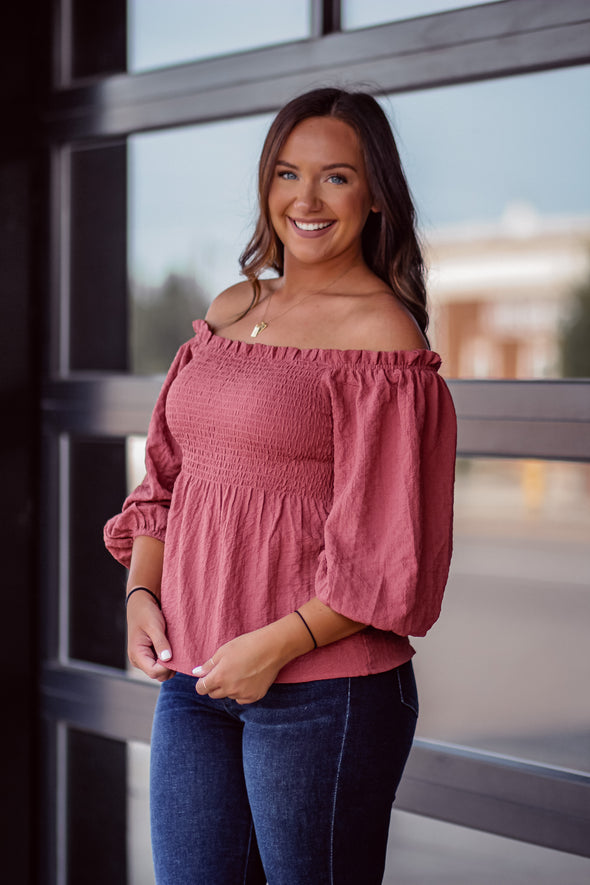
[280,116,362,163]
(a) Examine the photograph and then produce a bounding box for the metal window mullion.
[58,433,71,664]
[310,0,341,37]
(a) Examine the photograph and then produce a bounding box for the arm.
[126,536,174,682]
[194,600,365,704]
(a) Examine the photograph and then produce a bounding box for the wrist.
[262,612,316,670]
[125,586,161,609]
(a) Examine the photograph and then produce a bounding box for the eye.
[327,173,347,185]
[277,169,297,180]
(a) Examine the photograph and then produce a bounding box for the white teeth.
[293,220,333,231]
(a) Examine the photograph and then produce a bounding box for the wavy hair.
[239,87,428,337]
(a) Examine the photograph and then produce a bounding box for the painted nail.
[160,650,172,662]
[192,665,204,675]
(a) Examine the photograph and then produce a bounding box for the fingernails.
[160,650,172,662]
[192,665,203,675]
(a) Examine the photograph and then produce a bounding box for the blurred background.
[3,2,589,883]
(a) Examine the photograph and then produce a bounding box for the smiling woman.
[105,87,456,884]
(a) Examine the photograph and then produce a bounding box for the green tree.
[130,272,210,373]
[560,273,590,378]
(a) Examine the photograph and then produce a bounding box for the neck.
[281,253,365,297]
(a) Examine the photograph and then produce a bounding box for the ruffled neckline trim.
[192,319,441,372]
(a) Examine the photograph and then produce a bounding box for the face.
[267,116,377,269]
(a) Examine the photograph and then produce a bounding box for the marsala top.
[104,319,457,682]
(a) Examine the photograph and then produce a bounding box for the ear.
[370,203,381,214]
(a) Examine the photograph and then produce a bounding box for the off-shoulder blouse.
[104,319,457,682]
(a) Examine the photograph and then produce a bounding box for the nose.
[293,179,322,213]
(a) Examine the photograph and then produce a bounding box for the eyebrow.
[276,159,358,172]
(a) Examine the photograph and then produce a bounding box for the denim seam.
[396,667,418,718]
[329,677,352,885]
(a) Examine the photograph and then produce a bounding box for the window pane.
[384,809,590,884]
[413,458,590,772]
[128,741,155,885]
[128,67,590,378]
[128,113,272,372]
[69,438,128,669]
[343,0,504,29]
[128,0,311,72]
[383,65,590,379]
[70,143,128,371]
[67,729,127,885]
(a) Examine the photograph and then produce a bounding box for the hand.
[193,627,285,705]
[126,591,174,683]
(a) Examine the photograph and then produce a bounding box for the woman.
[105,87,456,885]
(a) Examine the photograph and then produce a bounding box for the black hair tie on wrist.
[125,587,162,609]
[294,609,317,649]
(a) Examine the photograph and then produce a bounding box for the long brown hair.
[239,87,428,336]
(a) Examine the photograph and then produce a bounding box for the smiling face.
[267,116,377,271]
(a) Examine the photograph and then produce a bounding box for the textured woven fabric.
[104,320,457,681]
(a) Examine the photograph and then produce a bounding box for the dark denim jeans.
[150,663,418,885]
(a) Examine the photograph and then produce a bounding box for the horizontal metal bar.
[40,661,158,744]
[451,379,590,422]
[397,739,590,858]
[42,374,162,437]
[41,1,590,140]
[40,663,590,857]
[41,376,590,461]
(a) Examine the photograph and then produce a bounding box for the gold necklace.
[250,266,354,338]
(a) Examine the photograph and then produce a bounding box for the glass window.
[413,458,590,773]
[69,143,128,372]
[128,67,590,378]
[382,65,590,379]
[128,0,311,72]
[68,438,128,669]
[128,113,273,372]
[128,741,155,885]
[67,729,128,885]
[384,809,590,884]
[343,0,504,30]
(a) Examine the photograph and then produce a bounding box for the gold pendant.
[251,322,268,338]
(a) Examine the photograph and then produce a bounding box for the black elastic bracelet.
[294,609,317,649]
[125,587,161,609]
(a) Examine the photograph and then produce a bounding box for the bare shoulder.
[205,280,256,331]
[354,291,428,352]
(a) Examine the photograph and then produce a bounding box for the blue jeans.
[150,663,418,885]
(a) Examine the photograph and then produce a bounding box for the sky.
[126,2,590,295]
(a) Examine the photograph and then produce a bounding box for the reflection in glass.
[128,741,155,885]
[128,0,311,71]
[128,114,272,372]
[67,729,127,884]
[343,0,503,30]
[384,809,590,884]
[414,458,590,773]
[69,438,128,669]
[383,66,590,379]
[129,67,590,378]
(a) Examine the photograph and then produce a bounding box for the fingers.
[193,658,216,696]
[127,601,174,683]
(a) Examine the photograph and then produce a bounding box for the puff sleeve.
[315,353,456,637]
[103,340,194,568]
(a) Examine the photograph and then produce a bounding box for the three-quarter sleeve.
[315,354,456,637]
[103,340,194,568]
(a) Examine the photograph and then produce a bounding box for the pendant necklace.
[250,265,354,338]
